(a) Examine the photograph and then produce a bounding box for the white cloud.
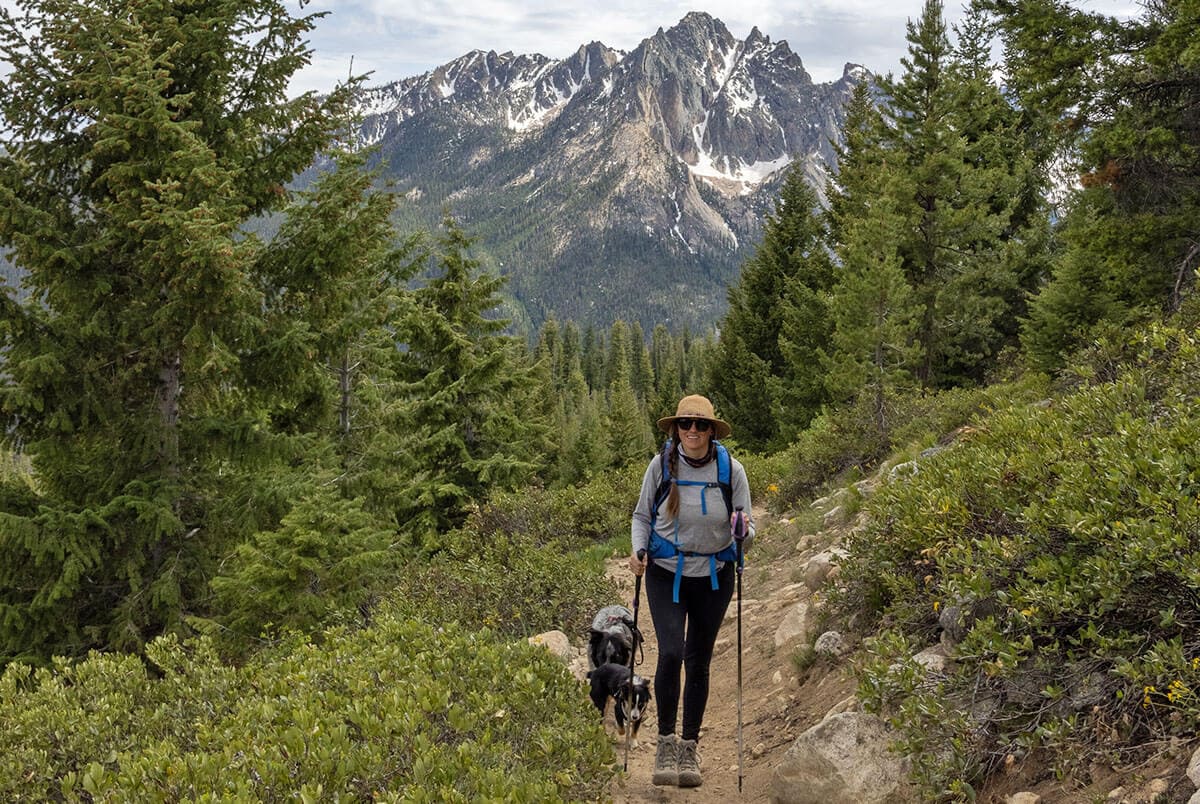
[287,0,986,94]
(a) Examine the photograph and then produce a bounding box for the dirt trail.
[600,505,856,802]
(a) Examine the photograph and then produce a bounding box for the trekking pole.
[732,506,748,794]
[625,548,646,773]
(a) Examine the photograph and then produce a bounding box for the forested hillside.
[0,0,1197,800]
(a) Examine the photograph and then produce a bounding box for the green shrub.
[209,484,402,654]
[471,465,641,552]
[0,619,614,802]
[834,321,1200,798]
[387,526,617,641]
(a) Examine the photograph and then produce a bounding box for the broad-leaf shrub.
[388,527,616,641]
[775,376,1049,510]
[470,464,640,551]
[834,322,1200,798]
[0,618,613,801]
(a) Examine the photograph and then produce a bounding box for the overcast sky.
[286,0,1143,95]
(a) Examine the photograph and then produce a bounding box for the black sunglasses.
[676,418,712,432]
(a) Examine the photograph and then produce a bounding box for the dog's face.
[615,674,651,724]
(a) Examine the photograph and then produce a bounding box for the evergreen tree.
[392,215,549,545]
[557,390,611,486]
[986,0,1200,368]
[708,167,833,451]
[606,376,654,469]
[851,0,1045,387]
[0,0,356,660]
[605,319,633,390]
[630,322,655,401]
[252,149,419,507]
[824,180,923,438]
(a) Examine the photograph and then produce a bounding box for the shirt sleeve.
[631,456,660,556]
[731,459,756,549]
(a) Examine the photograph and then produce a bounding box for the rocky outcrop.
[342,12,866,332]
[770,712,917,803]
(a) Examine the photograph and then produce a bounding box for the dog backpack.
[647,438,739,602]
[590,605,635,645]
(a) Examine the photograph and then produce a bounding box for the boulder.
[1189,744,1200,788]
[770,712,917,804]
[774,600,817,648]
[527,629,572,662]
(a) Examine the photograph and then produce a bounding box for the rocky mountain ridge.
[351,12,866,333]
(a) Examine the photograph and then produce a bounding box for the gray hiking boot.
[651,734,678,786]
[677,738,702,787]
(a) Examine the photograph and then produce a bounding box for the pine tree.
[987,0,1200,368]
[824,180,923,438]
[252,149,419,506]
[0,0,356,661]
[847,0,1045,387]
[708,167,833,451]
[392,215,549,546]
[606,376,654,469]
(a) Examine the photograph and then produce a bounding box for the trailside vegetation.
[0,0,361,663]
[0,0,1198,798]
[836,311,1200,798]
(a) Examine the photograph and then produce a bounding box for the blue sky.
[286,0,1142,95]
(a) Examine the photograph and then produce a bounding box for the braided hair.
[666,428,681,519]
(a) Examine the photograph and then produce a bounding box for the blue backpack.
[647,438,740,602]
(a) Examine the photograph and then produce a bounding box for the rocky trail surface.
[596,503,857,803]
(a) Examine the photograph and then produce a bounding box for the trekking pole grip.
[732,505,747,541]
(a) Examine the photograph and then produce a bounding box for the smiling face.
[674,417,713,458]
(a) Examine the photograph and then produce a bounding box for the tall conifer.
[0,0,355,660]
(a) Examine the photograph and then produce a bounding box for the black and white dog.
[588,604,636,669]
[587,662,651,744]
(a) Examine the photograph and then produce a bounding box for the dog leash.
[625,548,646,773]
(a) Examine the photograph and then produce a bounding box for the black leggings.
[644,560,735,741]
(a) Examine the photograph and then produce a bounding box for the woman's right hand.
[629,551,647,576]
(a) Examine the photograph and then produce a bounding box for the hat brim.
[656,415,732,440]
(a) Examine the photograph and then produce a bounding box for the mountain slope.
[354,12,866,332]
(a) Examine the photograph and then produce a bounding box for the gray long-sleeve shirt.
[631,444,756,576]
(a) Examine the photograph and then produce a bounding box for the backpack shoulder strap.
[714,440,733,518]
[651,439,673,523]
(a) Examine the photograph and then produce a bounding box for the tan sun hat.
[656,394,732,439]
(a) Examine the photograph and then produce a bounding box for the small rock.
[1106,787,1125,802]
[752,742,766,758]
[814,630,847,657]
[1146,778,1170,797]
[772,670,783,685]
[1189,745,1200,787]
[1006,793,1041,804]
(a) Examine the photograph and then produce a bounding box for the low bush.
[833,321,1200,799]
[470,464,641,552]
[387,526,617,642]
[0,618,614,801]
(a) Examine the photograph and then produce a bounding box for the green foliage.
[387,532,616,642]
[774,375,1049,510]
[708,168,834,451]
[0,621,614,801]
[393,215,551,545]
[990,0,1200,365]
[384,469,635,640]
[0,0,357,661]
[210,483,401,651]
[835,320,1200,797]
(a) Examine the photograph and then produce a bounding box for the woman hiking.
[629,394,755,787]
